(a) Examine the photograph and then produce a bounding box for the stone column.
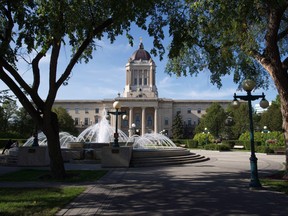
[141,107,146,135]
[154,107,158,133]
[129,107,133,137]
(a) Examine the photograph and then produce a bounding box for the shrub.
[239,131,285,147]
[203,143,230,151]
[186,140,198,148]
[256,145,275,154]
[193,133,214,146]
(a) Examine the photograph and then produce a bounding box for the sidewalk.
[56,150,287,216]
[1,150,287,215]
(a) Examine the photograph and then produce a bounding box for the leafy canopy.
[164,0,288,89]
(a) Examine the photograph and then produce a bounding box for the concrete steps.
[0,155,18,166]
[130,148,209,167]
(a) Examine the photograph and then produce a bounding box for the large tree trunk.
[42,111,66,179]
[268,66,288,179]
[279,93,288,179]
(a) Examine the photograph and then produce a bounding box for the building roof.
[130,42,151,61]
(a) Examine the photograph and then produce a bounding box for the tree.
[0,100,17,133]
[260,97,282,131]
[0,0,170,178]
[0,89,14,103]
[172,111,184,139]
[162,1,288,178]
[195,103,226,138]
[52,107,78,136]
[13,107,34,138]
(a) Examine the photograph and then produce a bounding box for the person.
[2,139,13,154]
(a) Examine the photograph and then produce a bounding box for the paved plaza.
[0,150,287,216]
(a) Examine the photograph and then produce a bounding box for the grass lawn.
[261,171,288,194]
[0,187,85,216]
[0,169,108,215]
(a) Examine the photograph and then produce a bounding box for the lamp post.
[261,126,270,147]
[131,123,136,135]
[108,101,127,148]
[232,79,269,188]
[202,127,210,145]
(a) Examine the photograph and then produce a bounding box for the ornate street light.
[262,126,270,147]
[108,101,127,148]
[131,123,136,135]
[232,79,269,188]
[202,127,210,145]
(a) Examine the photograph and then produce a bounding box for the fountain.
[23,109,176,150]
[18,109,208,167]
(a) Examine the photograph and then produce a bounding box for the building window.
[66,108,70,113]
[95,116,99,124]
[147,115,153,127]
[85,108,89,114]
[139,78,142,85]
[197,108,201,114]
[95,108,99,114]
[164,117,169,126]
[187,108,191,114]
[84,118,89,125]
[122,119,128,127]
[74,118,79,125]
[134,78,137,85]
[75,108,79,114]
[135,114,141,127]
[177,108,181,114]
[187,118,192,126]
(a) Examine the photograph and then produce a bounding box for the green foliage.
[165,0,273,88]
[172,112,184,139]
[261,173,288,194]
[204,143,230,151]
[52,107,78,136]
[172,139,198,148]
[195,102,227,137]
[193,132,214,146]
[0,187,85,216]
[227,103,250,139]
[260,102,282,131]
[238,131,285,149]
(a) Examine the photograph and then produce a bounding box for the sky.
[0,27,278,106]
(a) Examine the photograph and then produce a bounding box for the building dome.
[130,42,151,61]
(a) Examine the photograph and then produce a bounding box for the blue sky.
[1,27,278,105]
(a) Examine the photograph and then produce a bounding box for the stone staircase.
[130,148,209,167]
[0,155,18,166]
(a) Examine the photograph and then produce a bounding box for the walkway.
[1,150,287,215]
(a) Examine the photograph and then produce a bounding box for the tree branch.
[31,51,45,92]
[0,66,41,119]
[55,18,113,90]
[282,56,288,70]
[277,26,288,41]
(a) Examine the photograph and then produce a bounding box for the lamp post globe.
[122,114,128,120]
[232,98,240,108]
[260,98,269,109]
[242,79,256,92]
[113,101,121,109]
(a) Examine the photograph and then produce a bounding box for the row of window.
[75,116,198,127]
[68,108,100,114]
[70,107,201,115]
[178,108,202,114]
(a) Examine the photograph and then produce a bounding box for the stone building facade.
[54,41,231,137]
